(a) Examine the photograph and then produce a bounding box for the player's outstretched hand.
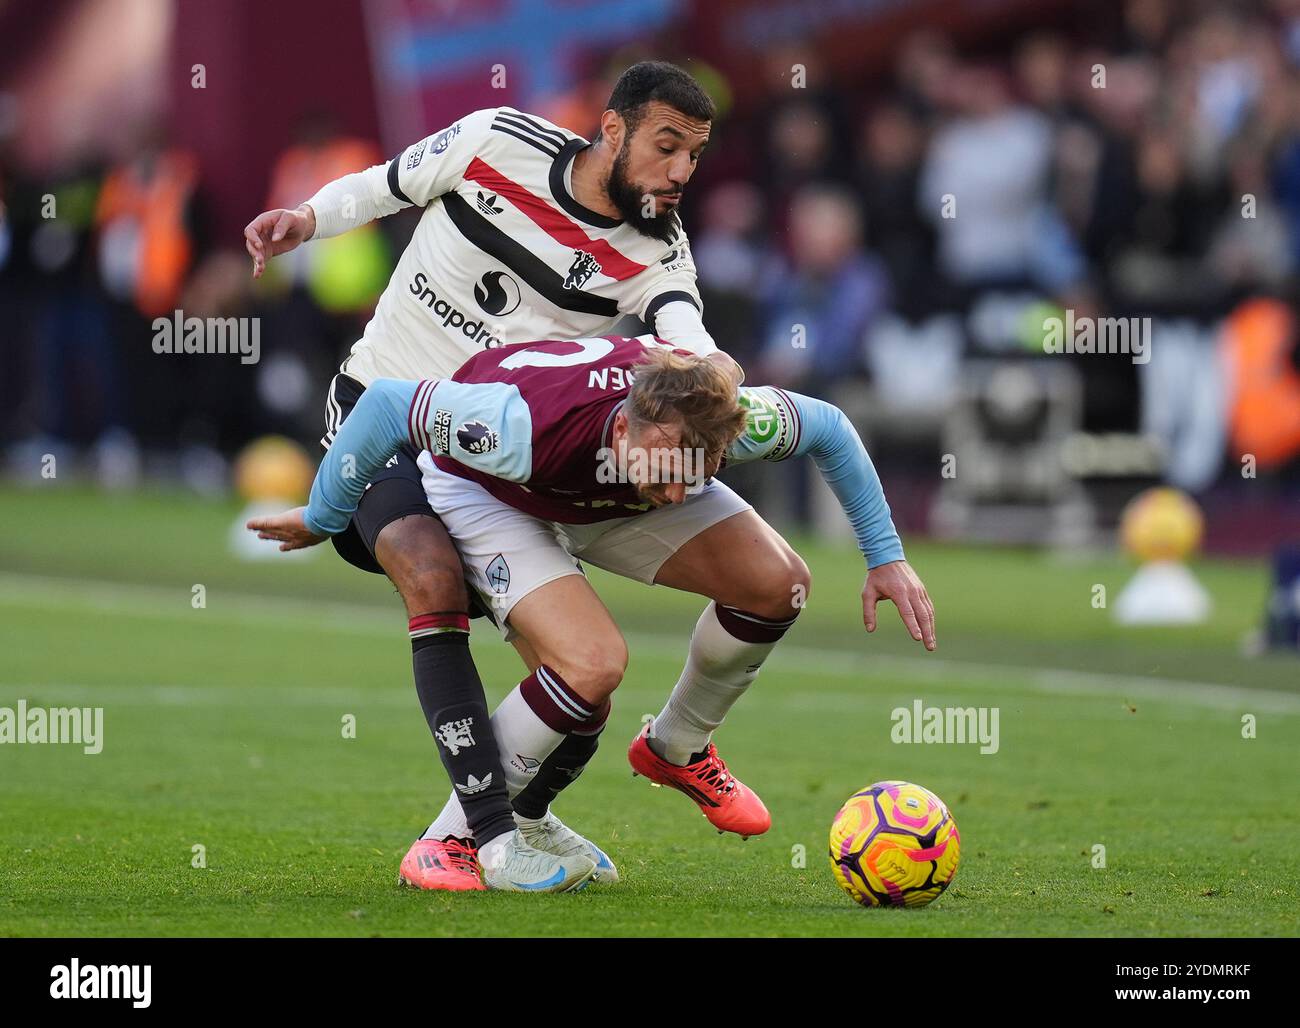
[862,559,936,651]
[246,507,327,551]
[243,205,315,279]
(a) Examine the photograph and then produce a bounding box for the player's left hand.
[246,507,327,551]
[862,560,936,651]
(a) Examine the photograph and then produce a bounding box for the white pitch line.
[2,571,1297,715]
[0,570,397,637]
[707,644,1300,715]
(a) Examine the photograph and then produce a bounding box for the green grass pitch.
[1,485,1297,937]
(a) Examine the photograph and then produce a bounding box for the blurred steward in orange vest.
[262,111,390,314]
[96,134,199,319]
[1222,297,1300,470]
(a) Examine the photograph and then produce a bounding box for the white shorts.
[417,455,752,639]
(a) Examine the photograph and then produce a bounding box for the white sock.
[424,665,598,840]
[422,792,470,841]
[650,602,795,765]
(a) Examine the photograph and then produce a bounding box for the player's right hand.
[243,205,315,279]
[246,507,327,551]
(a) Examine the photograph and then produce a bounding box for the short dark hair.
[606,61,716,135]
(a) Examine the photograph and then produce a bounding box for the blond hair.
[625,348,746,464]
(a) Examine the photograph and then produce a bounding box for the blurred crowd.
[689,0,1300,508]
[4,0,1300,509]
[0,109,391,490]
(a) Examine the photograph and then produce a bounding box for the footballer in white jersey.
[243,62,728,890]
[315,105,712,389]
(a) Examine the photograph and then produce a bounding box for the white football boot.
[477,828,596,893]
[515,810,619,884]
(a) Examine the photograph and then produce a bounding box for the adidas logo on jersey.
[455,772,493,795]
[476,190,503,216]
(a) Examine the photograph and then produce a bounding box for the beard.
[607,140,681,242]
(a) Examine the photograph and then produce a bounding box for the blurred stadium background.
[2,0,1299,936]
[6,0,1300,580]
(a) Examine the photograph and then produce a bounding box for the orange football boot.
[628,725,771,838]
[397,837,485,891]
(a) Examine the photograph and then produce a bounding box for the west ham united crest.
[486,554,510,594]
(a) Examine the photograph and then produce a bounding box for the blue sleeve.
[727,386,905,568]
[407,378,533,483]
[303,377,535,537]
[304,379,418,536]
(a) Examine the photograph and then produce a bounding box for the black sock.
[409,613,515,845]
[512,699,610,820]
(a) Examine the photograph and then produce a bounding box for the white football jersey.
[332,107,705,387]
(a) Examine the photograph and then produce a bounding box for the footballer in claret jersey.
[245,63,736,893]
[252,336,938,890]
